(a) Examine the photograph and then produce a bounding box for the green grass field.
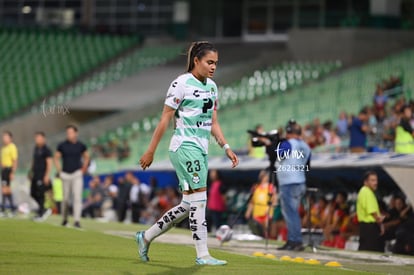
[0,217,404,275]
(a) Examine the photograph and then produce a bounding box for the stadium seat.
[0,28,141,120]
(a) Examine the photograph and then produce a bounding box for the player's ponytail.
[186,41,217,72]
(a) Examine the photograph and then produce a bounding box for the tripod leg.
[265,168,276,252]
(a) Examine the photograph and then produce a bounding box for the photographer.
[276,120,311,251]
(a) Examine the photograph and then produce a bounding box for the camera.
[247,129,281,168]
[247,119,298,169]
[247,129,280,148]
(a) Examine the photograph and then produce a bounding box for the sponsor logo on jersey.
[193,90,200,97]
[193,89,215,98]
[196,121,212,127]
[166,93,174,99]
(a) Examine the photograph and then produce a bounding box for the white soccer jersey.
[164,73,218,154]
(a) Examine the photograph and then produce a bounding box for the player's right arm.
[139,105,175,170]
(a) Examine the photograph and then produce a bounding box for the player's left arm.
[44,156,52,185]
[211,110,239,168]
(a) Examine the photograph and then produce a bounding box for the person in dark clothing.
[30,132,52,219]
[393,209,414,255]
[128,172,150,223]
[349,108,371,153]
[116,176,131,222]
[54,125,89,228]
[82,177,105,218]
[383,195,409,241]
[103,175,118,210]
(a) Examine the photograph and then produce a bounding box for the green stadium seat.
[0,28,141,121]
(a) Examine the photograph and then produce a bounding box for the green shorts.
[169,142,208,192]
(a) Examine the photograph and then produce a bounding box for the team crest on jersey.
[210,87,216,95]
[173,97,181,104]
[192,173,200,184]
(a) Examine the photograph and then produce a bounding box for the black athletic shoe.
[292,242,305,251]
[74,221,81,228]
[61,220,68,227]
[277,241,294,251]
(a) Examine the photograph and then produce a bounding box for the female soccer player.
[136,41,239,266]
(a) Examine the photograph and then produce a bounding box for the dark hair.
[286,119,301,135]
[363,170,377,181]
[66,124,78,132]
[186,41,217,72]
[35,131,46,137]
[359,106,369,115]
[3,131,12,138]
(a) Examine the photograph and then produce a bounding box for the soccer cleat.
[74,221,81,228]
[136,231,150,262]
[61,220,68,227]
[195,256,227,266]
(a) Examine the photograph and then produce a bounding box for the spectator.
[103,175,118,210]
[116,176,131,222]
[142,188,169,225]
[323,192,350,248]
[207,170,227,231]
[148,176,158,201]
[30,131,52,220]
[382,195,410,241]
[336,111,349,137]
[322,121,332,146]
[303,196,330,229]
[328,128,342,152]
[102,140,117,158]
[117,140,131,162]
[356,170,384,252]
[310,124,325,149]
[82,177,105,218]
[349,108,371,153]
[128,172,150,223]
[0,131,18,216]
[270,201,286,240]
[54,125,89,228]
[394,105,414,153]
[373,85,388,113]
[393,204,414,255]
[245,170,276,237]
[276,120,311,251]
[165,187,180,210]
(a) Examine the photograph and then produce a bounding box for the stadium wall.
[288,29,414,66]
